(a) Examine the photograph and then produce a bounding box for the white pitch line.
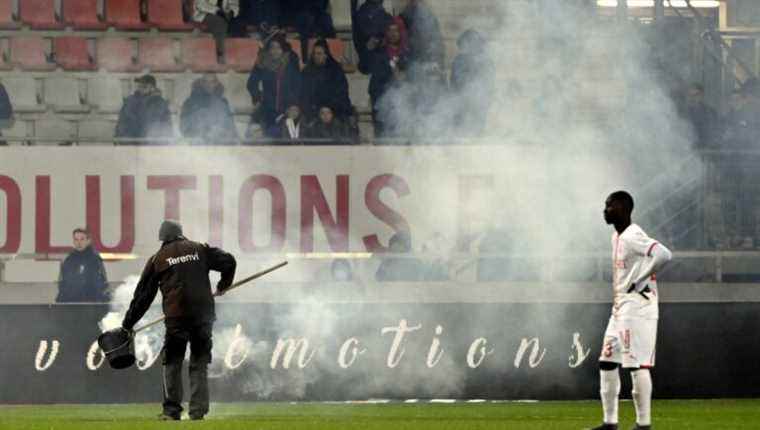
[404,399,419,403]
[430,399,457,403]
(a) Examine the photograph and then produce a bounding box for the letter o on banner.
[86,340,106,370]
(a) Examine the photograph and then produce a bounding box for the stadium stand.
[0,39,12,70]
[53,36,96,71]
[181,37,224,72]
[138,37,184,72]
[62,0,108,30]
[77,118,117,142]
[34,115,76,144]
[44,76,89,113]
[223,38,260,72]
[217,73,253,114]
[145,0,194,31]
[0,0,19,29]
[10,36,55,71]
[104,0,148,30]
[3,76,45,112]
[20,0,64,30]
[86,75,125,113]
[96,37,140,72]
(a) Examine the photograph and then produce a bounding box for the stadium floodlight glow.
[597,0,720,7]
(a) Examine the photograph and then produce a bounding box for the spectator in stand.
[0,81,13,145]
[306,106,350,142]
[115,75,173,143]
[376,231,423,281]
[247,34,302,137]
[56,228,109,303]
[399,0,444,68]
[677,83,718,148]
[301,39,352,122]
[277,105,305,141]
[242,0,282,34]
[287,0,336,61]
[351,0,393,73]
[366,17,409,137]
[180,74,239,144]
[192,0,240,61]
[450,29,495,137]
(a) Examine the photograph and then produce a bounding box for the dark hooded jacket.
[301,40,352,120]
[366,17,410,104]
[247,42,302,133]
[400,1,444,67]
[351,0,393,74]
[56,246,109,303]
[180,79,239,143]
[122,238,236,330]
[306,117,350,142]
[115,90,173,140]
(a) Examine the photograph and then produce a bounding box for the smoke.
[95,1,704,402]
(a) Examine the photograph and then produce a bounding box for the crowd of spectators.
[115,0,494,143]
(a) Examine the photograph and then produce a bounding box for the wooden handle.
[133,261,288,333]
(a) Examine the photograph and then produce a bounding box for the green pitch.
[1,400,760,429]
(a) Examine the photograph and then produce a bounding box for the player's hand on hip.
[627,283,651,300]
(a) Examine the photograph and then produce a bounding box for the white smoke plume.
[95,0,705,401]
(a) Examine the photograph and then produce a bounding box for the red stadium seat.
[10,37,55,71]
[146,0,193,30]
[0,0,20,29]
[96,38,140,72]
[62,0,108,29]
[53,36,95,71]
[20,0,64,29]
[104,0,148,30]
[224,38,260,72]
[139,38,184,72]
[181,37,224,72]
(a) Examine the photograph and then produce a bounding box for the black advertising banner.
[0,303,758,403]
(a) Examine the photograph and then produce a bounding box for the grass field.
[1,400,759,429]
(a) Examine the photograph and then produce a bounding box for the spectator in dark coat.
[450,29,495,137]
[247,34,302,137]
[0,81,13,145]
[675,83,717,148]
[286,0,336,61]
[242,0,282,33]
[400,0,444,68]
[180,74,239,144]
[306,106,350,143]
[351,0,393,73]
[56,228,109,303]
[301,39,352,121]
[366,17,410,137]
[115,75,174,143]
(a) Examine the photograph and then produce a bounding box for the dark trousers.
[162,319,213,418]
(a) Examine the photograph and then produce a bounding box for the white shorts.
[598,317,658,368]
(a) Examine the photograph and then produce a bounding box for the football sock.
[631,368,652,426]
[600,369,621,424]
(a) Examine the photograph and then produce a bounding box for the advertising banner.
[1,303,758,403]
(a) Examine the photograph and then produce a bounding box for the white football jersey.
[611,224,659,319]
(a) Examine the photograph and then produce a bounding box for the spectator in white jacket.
[193,0,240,60]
